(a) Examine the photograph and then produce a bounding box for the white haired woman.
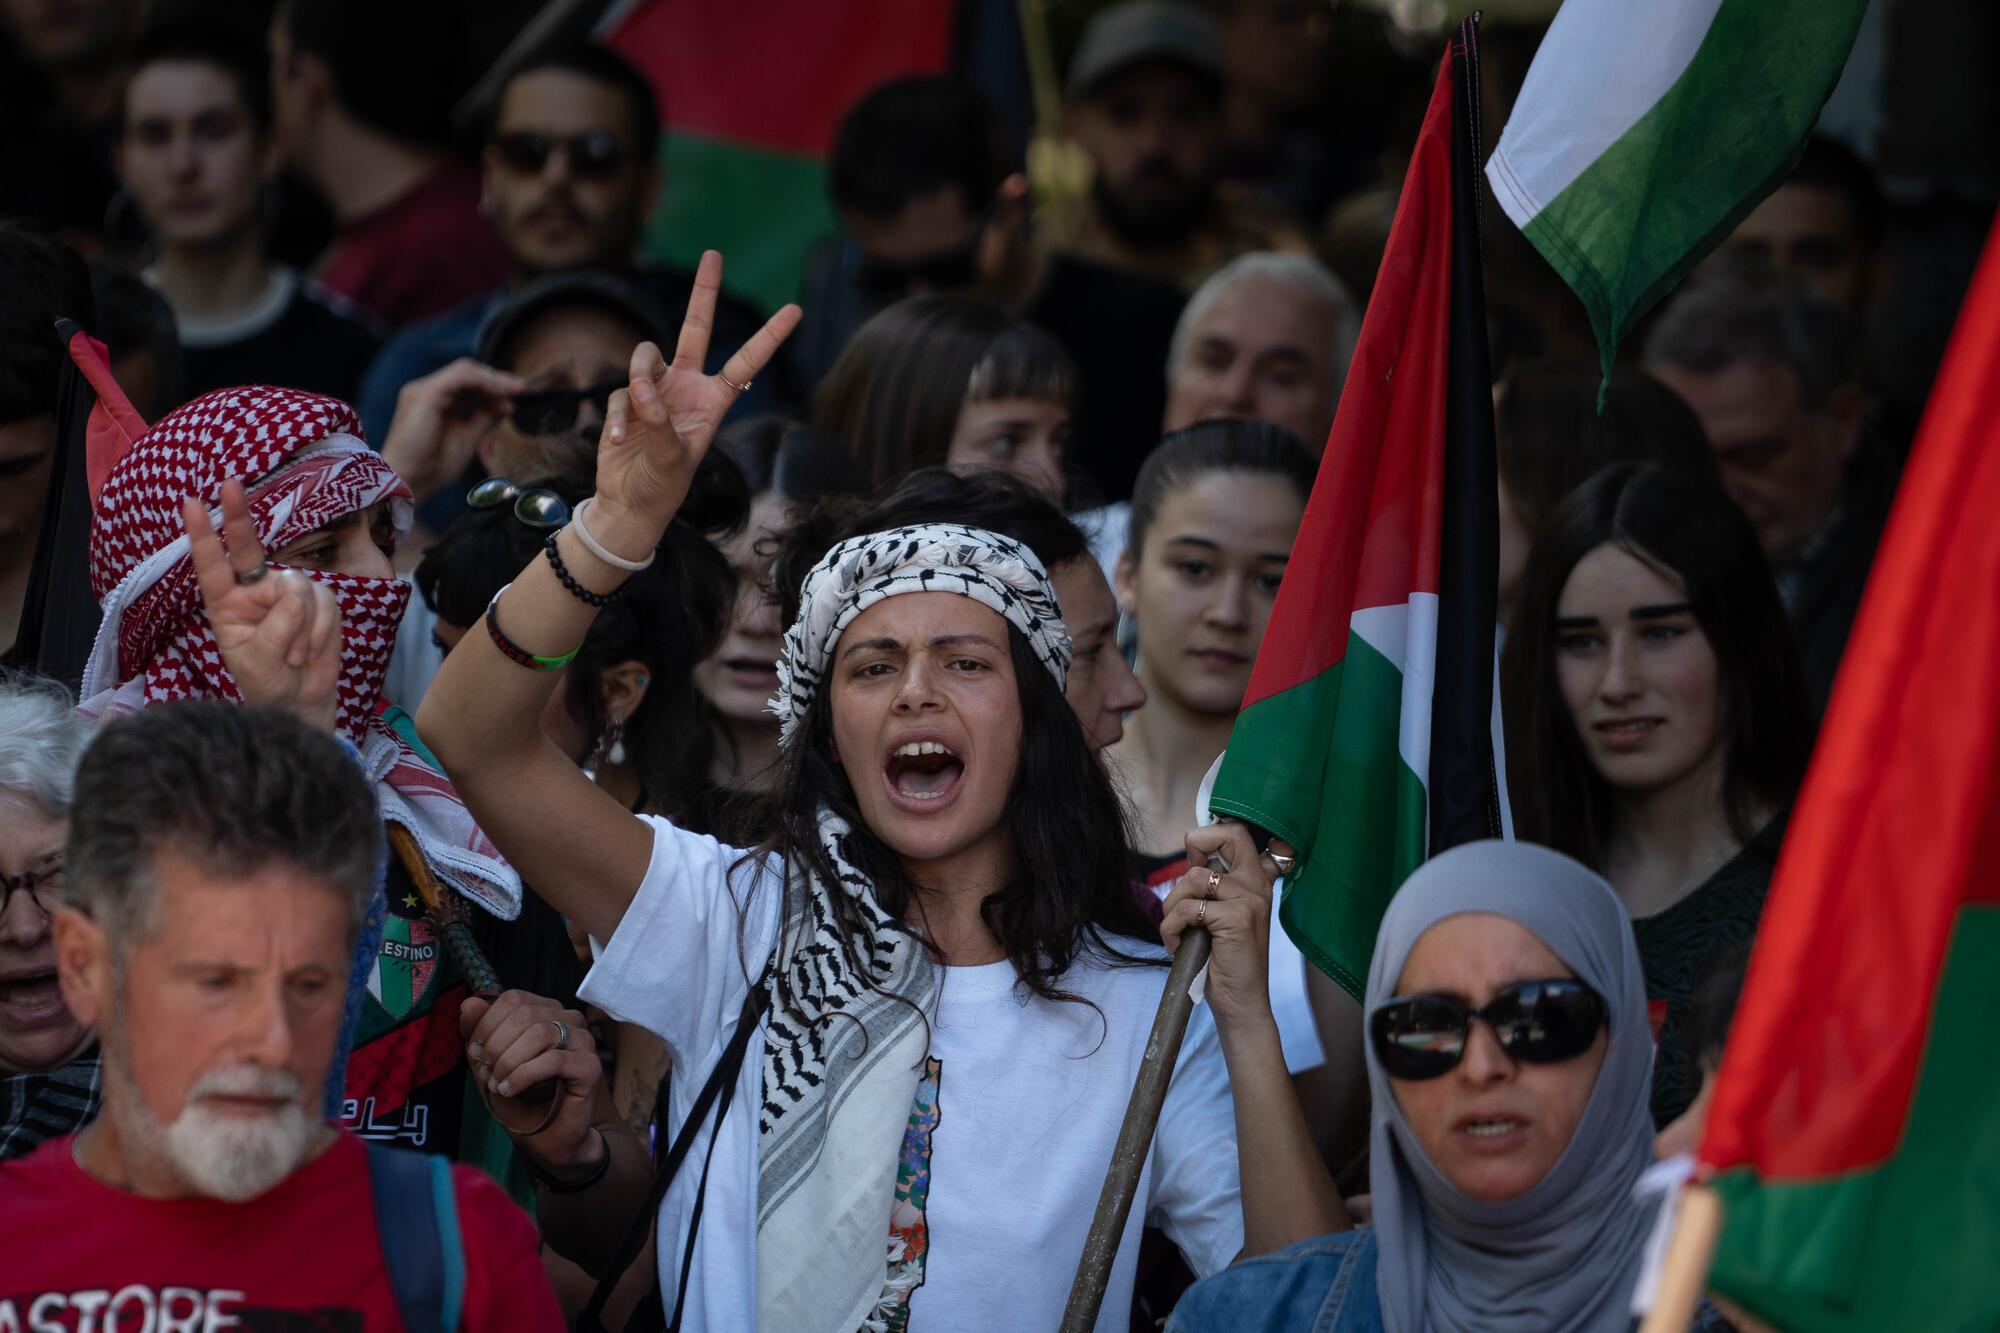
[0,672,97,1160]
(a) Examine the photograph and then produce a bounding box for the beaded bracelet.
[571,497,656,572]
[543,532,625,608]
[485,584,582,671]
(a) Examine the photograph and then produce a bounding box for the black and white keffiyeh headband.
[772,523,1071,746]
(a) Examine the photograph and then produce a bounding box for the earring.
[605,720,626,767]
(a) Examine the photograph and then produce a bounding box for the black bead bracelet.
[544,531,626,608]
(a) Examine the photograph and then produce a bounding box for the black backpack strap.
[579,985,765,1333]
[366,1142,465,1333]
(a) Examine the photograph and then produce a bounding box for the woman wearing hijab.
[416,253,1341,1331]
[1171,840,1730,1331]
[74,382,526,1181]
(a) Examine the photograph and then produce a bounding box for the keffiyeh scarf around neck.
[76,386,520,918]
[755,524,1069,1332]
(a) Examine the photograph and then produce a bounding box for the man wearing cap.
[376,269,673,707]
[1053,0,1311,292]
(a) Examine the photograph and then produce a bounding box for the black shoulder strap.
[579,985,765,1333]
[365,1142,447,1333]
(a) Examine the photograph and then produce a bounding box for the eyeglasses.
[508,378,625,438]
[1,859,62,919]
[467,476,572,529]
[1370,978,1606,1081]
[844,214,990,300]
[491,131,631,179]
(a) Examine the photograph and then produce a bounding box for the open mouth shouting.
[882,735,967,813]
[0,967,65,1026]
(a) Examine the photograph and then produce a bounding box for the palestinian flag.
[4,320,142,688]
[1486,0,1867,377]
[1694,214,2000,1330]
[1207,18,1502,1000]
[601,0,954,315]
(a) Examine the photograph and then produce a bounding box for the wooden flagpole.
[1638,1183,1724,1333]
[1058,925,1212,1332]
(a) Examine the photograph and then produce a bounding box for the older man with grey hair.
[1644,257,1892,711]
[1164,250,1359,452]
[1084,251,1356,575]
[0,702,560,1328]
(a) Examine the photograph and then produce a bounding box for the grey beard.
[101,1028,323,1202]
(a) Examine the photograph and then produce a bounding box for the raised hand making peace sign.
[589,251,802,557]
[183,479,343,733]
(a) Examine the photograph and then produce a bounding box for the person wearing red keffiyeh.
[74,383,532,1192]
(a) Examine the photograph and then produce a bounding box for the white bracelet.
[569,497,656,572]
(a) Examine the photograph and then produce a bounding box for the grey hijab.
[1365,840,1658,1333]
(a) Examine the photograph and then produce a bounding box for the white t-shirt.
[579,816,1245,1332]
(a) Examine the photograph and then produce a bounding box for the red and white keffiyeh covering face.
[77,386,521,919]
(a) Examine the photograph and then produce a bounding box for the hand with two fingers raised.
[592,250,802,558]
[460,989,605,1182]
[183,479,342,733]
[1159,819,1277,1039]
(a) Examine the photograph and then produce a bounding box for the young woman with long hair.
[812,293,1077,504]
[1502,462,1815,1123]
[416,255,1338,1331]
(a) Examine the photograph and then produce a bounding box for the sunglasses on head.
[1370,978,1606,1081]
[507,378,624,437]
[491,130,630,179]
[467,476,572,529]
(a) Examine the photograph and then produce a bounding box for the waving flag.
[1207,18,1502,1000]
[601,0,954,314]
[1693,214,2000,1332]
[1486,0,1867,376]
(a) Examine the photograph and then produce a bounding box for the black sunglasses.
[845,211,991,299]
[1370,978,1606,1081]
[467,476,572,529]
[507,378,624,438]
[491,130,630,179]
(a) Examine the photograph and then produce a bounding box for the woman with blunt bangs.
[812,293,1078,504]
[417,254,1339,1332]
[1502,462,1814,1124]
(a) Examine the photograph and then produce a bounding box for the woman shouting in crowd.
[417,252,1339,1330]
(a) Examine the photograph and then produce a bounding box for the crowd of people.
[0,0,1990,1329]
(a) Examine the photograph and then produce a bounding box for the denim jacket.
[1168,1228,1737,1332]
[1168,1229,1385,1333]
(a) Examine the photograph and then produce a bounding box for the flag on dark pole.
[1207,16,1503,999]
[5,320,146,689]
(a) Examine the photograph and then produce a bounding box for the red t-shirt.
[316,161,507,329]
[0,1131,562,1331]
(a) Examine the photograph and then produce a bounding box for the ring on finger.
[720,373,753,394]
[234,561,269,586]
[1204,868,1221,899]
[551,1018,570,1051]
[1195,898,1208,928]
[1267,850,1297,876]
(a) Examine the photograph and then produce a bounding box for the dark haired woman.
[1502,462,1815,1124]
[812,294,1076,503]
[690,416,852,808]
[1494,362,1723,626]
[418,256,1339,1330]
[774,466,1146,753]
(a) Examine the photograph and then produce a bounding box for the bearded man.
[0,701,560,1329]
